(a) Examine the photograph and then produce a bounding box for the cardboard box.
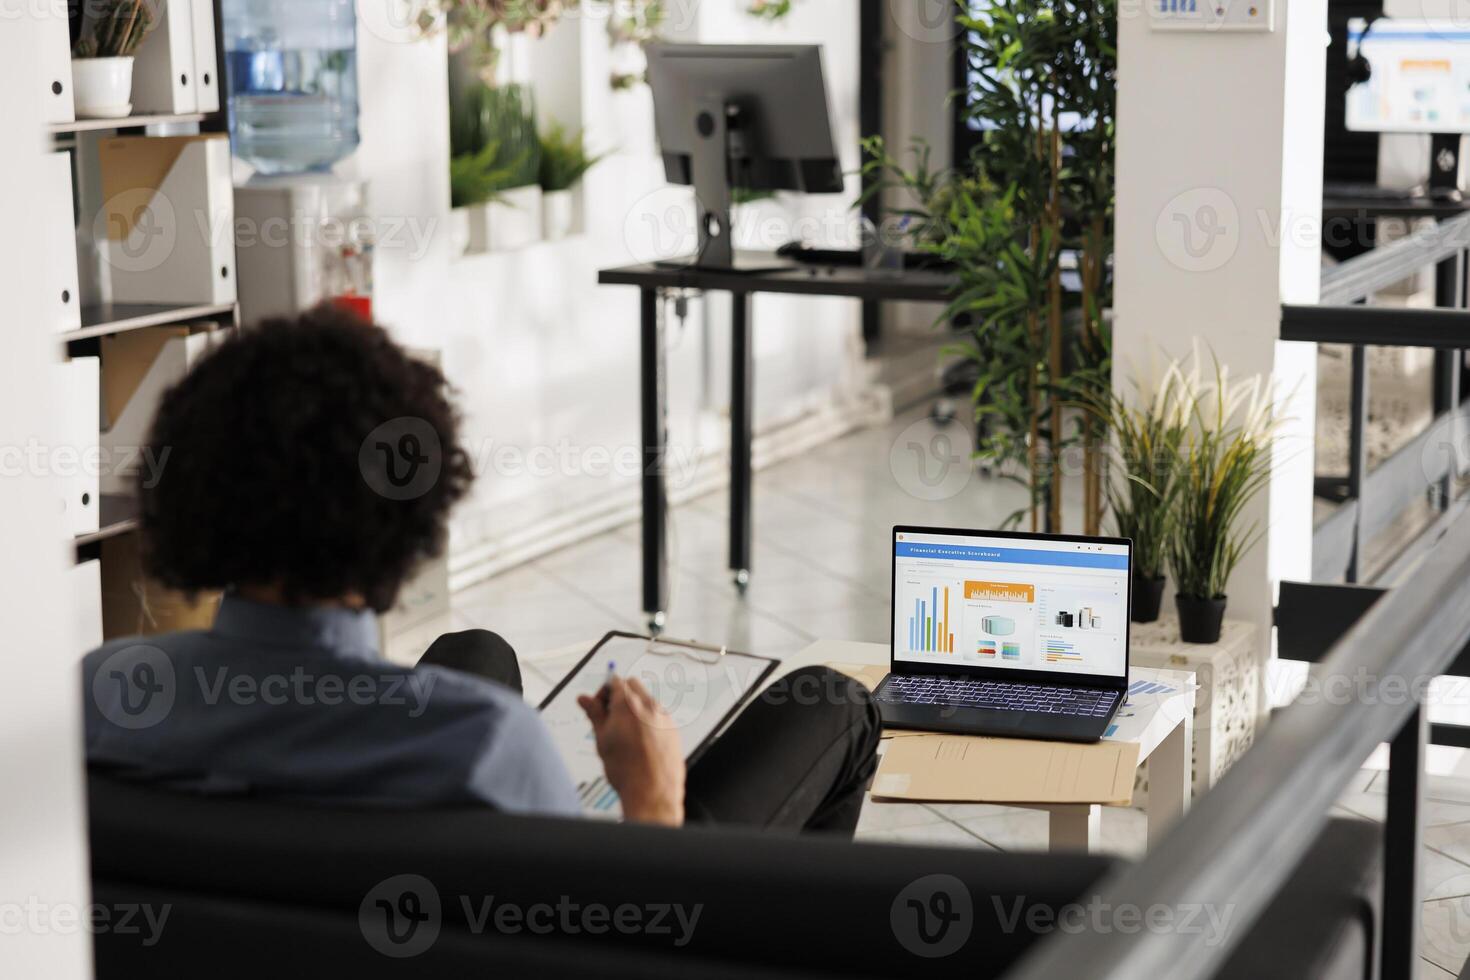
[872,734,1140,806]
[100,325,222,495]
[100,533,221,640]
[99,135,236,305]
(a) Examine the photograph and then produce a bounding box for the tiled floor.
[435,407,1470,977]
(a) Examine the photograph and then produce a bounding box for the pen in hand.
[596,661,617,709]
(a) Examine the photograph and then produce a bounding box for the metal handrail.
[1005,512,1470,980]
[1321,210,1470,304]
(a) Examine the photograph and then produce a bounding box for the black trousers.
[421,630,882,836]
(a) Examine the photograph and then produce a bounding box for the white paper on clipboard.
[538,633,778,819]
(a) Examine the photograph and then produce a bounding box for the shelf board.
[62,302,236,344]
[49,112,213,136]
[75,494,140,548]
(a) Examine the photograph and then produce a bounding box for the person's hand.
[577,676,685,827]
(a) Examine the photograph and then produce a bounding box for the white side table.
[787,639,1195,854]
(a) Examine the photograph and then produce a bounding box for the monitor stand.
[653,96,790,274]
[1429,133,1464,203]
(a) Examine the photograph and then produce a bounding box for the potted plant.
[72,0,160,119]
[537,123,606,240]
[449,81,542,253]
[1166,353,1279,643]
[1077,360,1194,623]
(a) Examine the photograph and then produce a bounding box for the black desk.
[1322,196,1470,222]
[598,261,955,629]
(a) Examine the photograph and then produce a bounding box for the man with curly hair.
[82,305,880,833]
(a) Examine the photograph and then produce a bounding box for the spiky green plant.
[451,142,520,208]
[537,123,606,192]
[74,0,157,58]
[1165,353,1280,600]
[1075,359,1195,580]
[449,81,539,206]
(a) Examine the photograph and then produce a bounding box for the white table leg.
[1049,804,1100,852]
[1147,712,1193,849]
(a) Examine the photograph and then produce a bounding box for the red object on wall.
[333,294,373,323]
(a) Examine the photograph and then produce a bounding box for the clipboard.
[538,631,779,818]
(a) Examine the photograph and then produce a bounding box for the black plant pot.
[1176,594,1227,644]
[1132,573,1167,624]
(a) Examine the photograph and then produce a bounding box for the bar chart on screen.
[907,583,956,653]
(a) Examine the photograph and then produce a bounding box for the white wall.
[353,2,872,583]
[0,10,95,979]
[1114,1,1325,682]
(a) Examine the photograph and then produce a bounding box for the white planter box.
[542,188,577,241]
[450,207,472,256]
[1130,614,1260,804]
[484,184,543,252]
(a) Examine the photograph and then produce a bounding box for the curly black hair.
[138,305,474,613]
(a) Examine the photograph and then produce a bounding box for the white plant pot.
[542,189,577,241]
[484,185,543,252]
[449,207,472,256]
[72,57,135,119]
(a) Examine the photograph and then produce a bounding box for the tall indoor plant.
[1166,354,1279,643]
[862,0,1116,534]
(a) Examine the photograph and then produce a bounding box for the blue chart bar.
[1128,679,1178,696]
[579,776,621,814]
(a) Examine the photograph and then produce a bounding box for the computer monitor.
[645,43,844,270]
[1346,17,1470,198]
[890,527,1132,686]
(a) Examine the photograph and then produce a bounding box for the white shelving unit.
[42,3,240,649]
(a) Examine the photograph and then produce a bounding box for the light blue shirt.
[82,596,581,816]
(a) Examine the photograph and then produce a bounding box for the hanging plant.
[415,0,578,82]
[746,0,796,21]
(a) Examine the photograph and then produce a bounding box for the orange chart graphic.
[964,580,1035,603]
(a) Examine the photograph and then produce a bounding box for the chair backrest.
[87,772,1118,979]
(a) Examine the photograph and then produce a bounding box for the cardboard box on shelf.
[100,325,222,496]
[98,134,235,306]
[100,534,221,640]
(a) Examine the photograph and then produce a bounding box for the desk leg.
[1146,713,1193,849]
[1049,805,1100,852]
[640,287,668,631]
[730,291,752,593]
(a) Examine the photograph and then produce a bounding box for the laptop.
[872,526,1132,743]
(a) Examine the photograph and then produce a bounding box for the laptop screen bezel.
[889,524,1132,691]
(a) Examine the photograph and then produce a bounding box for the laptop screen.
[891,528,1131,679]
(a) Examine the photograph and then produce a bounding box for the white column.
[1114,0,1326,696]
[0,8,95,978]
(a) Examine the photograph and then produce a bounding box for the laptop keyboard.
[877,674,1119,718]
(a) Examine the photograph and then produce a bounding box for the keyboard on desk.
[876,674,1119,718]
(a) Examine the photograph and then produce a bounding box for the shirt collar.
[211,594,381,660]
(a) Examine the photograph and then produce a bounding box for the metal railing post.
[1382,705,1428,980]
[1347,345,1369,583]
